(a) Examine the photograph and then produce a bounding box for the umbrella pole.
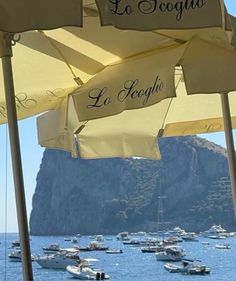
[221,93,236,215]
[0,33,33,280]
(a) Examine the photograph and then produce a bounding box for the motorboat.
[208,235,226,239]
[181,232,198,241]
[66,265,110,280]
[8,250,35,262]
[215,243,231,249]
[200,225,228,238]
[141,244,166,253]
[79,241,109,252]
[11,240,20,247]
[155,246,185,261]
[105,249,123,254]
[123,239,140,245]
[35,251,81,269]
[8,249,22,262]
[165,227,186,237]
[201,241,210,245]
[42,243,61,254]
[164,260,211,275]
[95,235,104,242]
[116,232,129,241]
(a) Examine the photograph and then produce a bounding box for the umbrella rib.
[160,74,183,131]
[152,30,187,44]
[38,30,83,86]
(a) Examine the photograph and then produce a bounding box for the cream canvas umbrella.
[0,1,234,280]
[37,5,236,235]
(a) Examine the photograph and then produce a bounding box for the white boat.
[215,243,231,249]
[181,232,198,241]
[164,260,211,275]
[8,250,35,262]
[105,249,123,254]
[165,227,186,237]
[95,235,104,242]
[116,232,129,241]
[200,225,228,238]
[11,240,20,247]
[35,251,81,269]
[42,243,61,254]
[8,249,22,262]
[66,265,110,280]
[155,246,185,261]
[201,241,210,245]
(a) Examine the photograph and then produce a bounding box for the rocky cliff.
[29,136,236,235]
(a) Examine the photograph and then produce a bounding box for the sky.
[0,1,236,234]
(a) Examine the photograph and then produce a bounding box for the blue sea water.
[0,233,236,281]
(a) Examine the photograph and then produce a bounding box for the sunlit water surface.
[0,233,235,281]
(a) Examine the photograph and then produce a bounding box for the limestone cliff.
[30,136,236,235]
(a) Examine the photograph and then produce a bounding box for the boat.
[8,250,22,262]
[200,225,228,238]
[95,235,104,242]
[123,239,140,246]
[35,251,82,269]
[66,265,110,280]
[164,260,211,275]
[11,240,20,247]
[165,226,186,237]
[72,237,79,244]
[79,241,109,252]
[181,232,198,241]
[208,235,226,239]
[105,249,123,254]
[8,250,35,262]
[42,243,61,254]
[201,241,210,245]
[164,263,182,273]
[155,246,185,261]
[116,232,129,241]
[215,243,231,249]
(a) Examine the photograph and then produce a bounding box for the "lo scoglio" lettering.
[110,0,207,21]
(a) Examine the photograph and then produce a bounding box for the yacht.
[79,241,109,251]
[155,246,185,261]
[8,249,22,262]
[8,249,35,262]
[42,243,61,254]
[200,225,228,238]
[35,251,81,269]
[181,232,198,241]
[116,232,129,241]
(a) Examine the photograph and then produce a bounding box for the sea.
[0,233,235,281]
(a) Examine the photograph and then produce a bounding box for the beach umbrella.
[37,4,236,230]
[0,1,235,280]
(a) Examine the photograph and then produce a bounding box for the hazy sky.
[0,1,236,233]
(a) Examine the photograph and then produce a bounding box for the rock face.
[29,136,236,235]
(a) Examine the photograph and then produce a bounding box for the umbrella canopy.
[0,1,235,281]
[0,1,234,124]
[36,11,236,159]
[37,75,236,159]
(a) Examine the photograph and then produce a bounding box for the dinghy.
[66,265,110,280]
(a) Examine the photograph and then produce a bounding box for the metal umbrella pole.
[0,32,33,281]
[221,93,236,215]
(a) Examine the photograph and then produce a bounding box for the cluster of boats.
[8,240,111,280]
[116,224,235,276]
[6,224,235,279]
